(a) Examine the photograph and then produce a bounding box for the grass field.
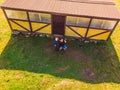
[0,0,120,90]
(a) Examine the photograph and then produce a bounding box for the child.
[59,38,67,51]
[53,37,59,51]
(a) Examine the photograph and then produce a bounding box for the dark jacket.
[59,41,66,47]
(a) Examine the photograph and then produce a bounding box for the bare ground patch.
[55,65,70,73]
[48,80,74,90]
[82,68,95,80]
[62,46,94,63]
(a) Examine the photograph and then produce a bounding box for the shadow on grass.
[0,35,120,84]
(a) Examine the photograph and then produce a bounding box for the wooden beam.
[26,11,33,32]
[84,18,92,39]
[87,30,110,38]
[67,26,83,38]
[11,20,30,31]
[33,24,50,33]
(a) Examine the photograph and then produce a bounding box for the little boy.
[53,37,59,51]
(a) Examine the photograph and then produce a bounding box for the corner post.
[2,8,13,33]
[106,20,119,41]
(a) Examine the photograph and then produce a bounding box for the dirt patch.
[83,68,95,80]
[55,65,70,73]
[45,41,53,47]
[62,47,93,63]
[40,79,49,86]
[48,80,74,90]
[44,41,53,53]
[37,62,45,68]
[101,73,107,79]
[36,78,50,87]
[44,47,53,53]
[8,73,23,79]
[54,80,74,87]
[43,40,94,62]
[15,74,23,79]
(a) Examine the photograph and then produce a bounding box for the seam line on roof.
[60,0,116,5]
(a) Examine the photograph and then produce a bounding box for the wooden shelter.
[1,0,120,41]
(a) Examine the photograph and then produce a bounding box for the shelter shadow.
[0,35,120,84]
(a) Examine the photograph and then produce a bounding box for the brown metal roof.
[1,0,120,20]
[61,0,115,5]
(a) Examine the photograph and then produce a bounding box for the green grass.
[0,0,120,90]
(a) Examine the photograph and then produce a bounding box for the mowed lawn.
[0,0,120,90]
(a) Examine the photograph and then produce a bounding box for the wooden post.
[2,8,13,32]
[106,20,119,41]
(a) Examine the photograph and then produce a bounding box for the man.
[59,38,67,51]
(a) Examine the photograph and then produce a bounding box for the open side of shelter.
[1,0,120,41]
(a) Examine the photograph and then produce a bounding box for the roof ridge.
[60,0,116,5]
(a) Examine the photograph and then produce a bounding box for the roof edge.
[1,6,120,21]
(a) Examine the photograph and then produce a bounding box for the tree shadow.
[0,35,120,84]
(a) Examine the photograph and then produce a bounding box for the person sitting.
[53,37,59,51]
[59,38,67,51]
